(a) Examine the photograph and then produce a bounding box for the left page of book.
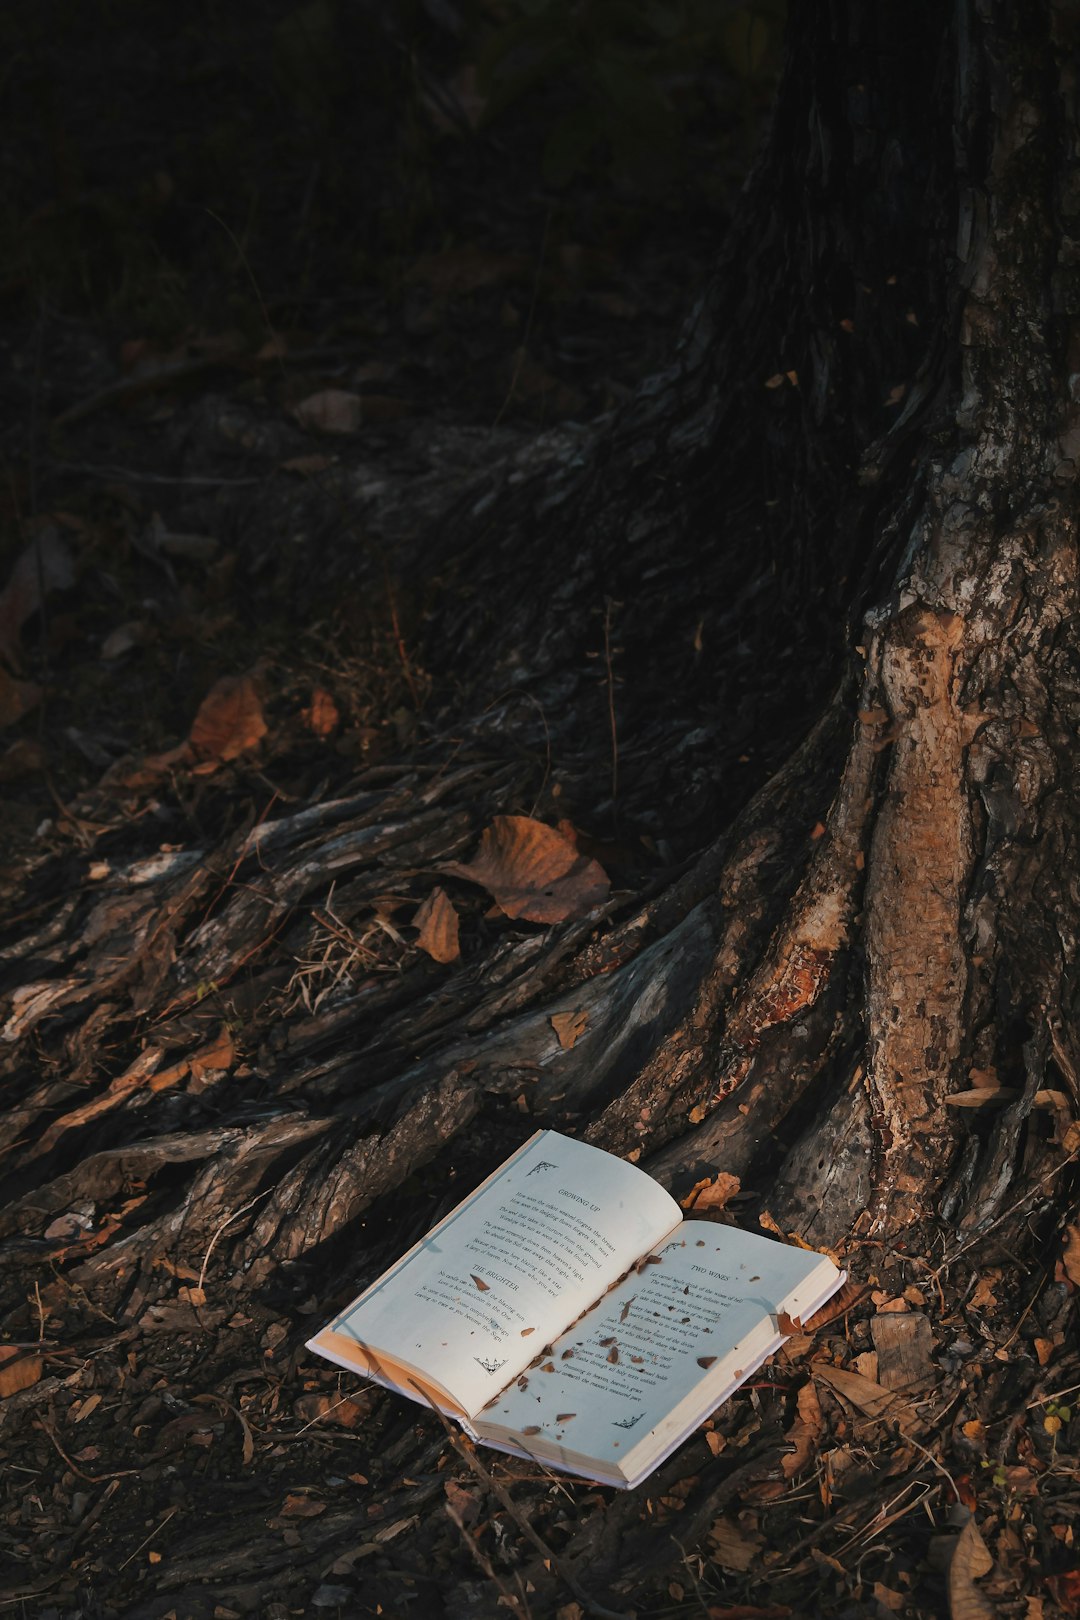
[306,1130,683,1420]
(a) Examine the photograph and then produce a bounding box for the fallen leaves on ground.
[947,1518,995,1620]
[413,887,461,964]
[812,1363,903,1425]
[707,1514,765,1572]
[189,673,268,764]
[782,1380,824,1477]
[302,686,339,737]
[441,815,609,924]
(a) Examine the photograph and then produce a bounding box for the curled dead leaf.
[470,1274,489,1291]
[413,887,461,965]
[441,815,609,924]
[681,1172,741,1212]
[782,1379,824,1477]
[189,674,267,763]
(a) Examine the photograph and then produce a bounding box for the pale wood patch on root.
[862,606,980,1228]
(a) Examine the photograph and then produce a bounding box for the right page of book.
[475,1220,843,1486]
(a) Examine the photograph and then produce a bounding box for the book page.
[307,1130,682,1417]
[476,1221,840,1483]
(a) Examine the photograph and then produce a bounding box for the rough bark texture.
[2,2,1079,1614]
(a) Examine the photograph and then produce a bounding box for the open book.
[306,1130,845,1488]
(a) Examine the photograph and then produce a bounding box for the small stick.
[34,1419,139,1486]
[197,1188,273,1293]
[118,1505,179,1571]
[409,1382,629,1620]
[445,1498,532,1619]
[383,562,422,711]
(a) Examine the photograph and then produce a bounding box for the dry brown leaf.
[551,1008,589,1049]
[804,1277,866,1329]
[441,815,609,924]
[279,1493,327,1519]
[0,527,75,668]
[681,1174,742,1212]
[470,1274,489,1292]
[947,1518,995,1620]
[293,389,363,434]
[444,1479,481,1528]
[812,1363,901,1424]
[74,1392,102,1423]
[782,1380,824,1477]
[414,887,461,964]
[1061,1224,1080,1289]
[777,1311,804,1336]
[189,674,267,763]
[0,1347,41,1397]
[302,686,339,738]
[873,1583,905,1613]
[190,1026,236,1083]
[969,1271,1001,1310]
[707,1514,764,1572]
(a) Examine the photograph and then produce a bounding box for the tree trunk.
[2,1,1078,1613]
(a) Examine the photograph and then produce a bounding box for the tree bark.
[1,0,1078,1610]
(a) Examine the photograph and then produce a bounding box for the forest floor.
[2,4,1080,1618]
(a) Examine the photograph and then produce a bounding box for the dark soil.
[2,5,1079,1620]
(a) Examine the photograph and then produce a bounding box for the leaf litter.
[441,814,609,924]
